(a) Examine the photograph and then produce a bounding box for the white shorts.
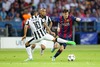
[35,40,53,47]
[28,33,54,45]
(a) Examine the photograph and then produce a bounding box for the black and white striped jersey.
[44,16,52,25]
[42,16,52,32]
[25,15,46,39]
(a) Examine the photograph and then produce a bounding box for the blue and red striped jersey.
[58,16,76,39]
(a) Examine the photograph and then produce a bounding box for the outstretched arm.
[76,18,81,22]
[22,25,28,40]
[43,22,55,36]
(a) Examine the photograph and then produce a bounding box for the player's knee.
[54,42,59,49]
[25,42,30,48]
[54,38,57,42]
[52,38,57,42]
[59,46,64,51]
[59,48,64,52]
[31,44,36,49]
[41,44,45,50]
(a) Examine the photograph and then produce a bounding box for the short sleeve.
[42,18,45,22]
[25,20,29,25]
[58,16,62,23]
[48,17,52,22]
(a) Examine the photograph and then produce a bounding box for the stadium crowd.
[0,0,100,37]
[0,0,100,22]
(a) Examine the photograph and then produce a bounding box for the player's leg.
[44,34,76,46]
[24,42,33,61]
[51,42,59,53]
[54,37,76,46]
[40,44,46,55]
[51,37,74,52]
[24,37,39,61]
[31,44,36,53]
[52,43,66,61]
[39,40,46,55]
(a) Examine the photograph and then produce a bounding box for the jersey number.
[33,21,41,29]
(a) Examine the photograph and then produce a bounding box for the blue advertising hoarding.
[80,32,97,44]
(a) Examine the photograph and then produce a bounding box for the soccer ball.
[68,54,75,61]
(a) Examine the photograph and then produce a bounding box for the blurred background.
[0,0,100,45]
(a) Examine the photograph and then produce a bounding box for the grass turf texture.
[0,45,100,67]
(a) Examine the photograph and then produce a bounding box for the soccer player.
[21,10,76,61]
[52,9,81,61]
[31,8,53,55]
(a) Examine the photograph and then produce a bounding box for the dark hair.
[31,10,37,15]
[62,9,69,13]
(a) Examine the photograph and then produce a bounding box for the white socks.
[26,46,33,59]
[57,38,68,43]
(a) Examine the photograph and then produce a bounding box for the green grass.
[0,45,100,67]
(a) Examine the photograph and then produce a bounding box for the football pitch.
[0,45,100,67]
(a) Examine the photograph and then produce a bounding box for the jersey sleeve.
[48,17,52,22]
[71,16,76,21]
[25,20,29,25]
[57,16,62,24]
[42,18,45,22]
[48,17,52,25]
[41,18,46,25]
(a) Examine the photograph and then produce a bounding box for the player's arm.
[46,21,52,34]
[46,17,53,33]
[76,18,81,22]
[43,22,52,34]
[48,17,53,29]
[43,19,55,36]
[22,20,29,40]
[57,23,60,33]
[49,21,52,30]
[72,16,81,22]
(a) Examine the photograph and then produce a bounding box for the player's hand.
[22,35,26,41]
